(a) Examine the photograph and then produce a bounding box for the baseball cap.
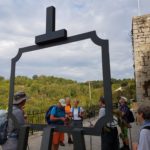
[59,99,66,106]
[120,96,127,102]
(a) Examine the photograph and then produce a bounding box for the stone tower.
[132,14,150,101]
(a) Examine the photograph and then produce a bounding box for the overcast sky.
[0,0,150,82]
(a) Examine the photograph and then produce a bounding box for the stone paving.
[0,117,140,150]
[27,117,140,150]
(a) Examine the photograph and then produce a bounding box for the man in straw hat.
[2,91,28,150]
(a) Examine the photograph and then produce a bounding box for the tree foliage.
[0,75,136,112]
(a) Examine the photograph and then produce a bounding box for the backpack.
[123,107,135,123]
[0,110,8,145]
[72,107,83,119]
[72,107,80,114]
[126,109,135,123]
[45,105,57,124]
[142,126,150,130]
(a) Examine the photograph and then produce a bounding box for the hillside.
[0,75,136,112]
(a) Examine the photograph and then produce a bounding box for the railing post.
[40,126,54,150]
[17,125,30,150]
[72,128,86,150]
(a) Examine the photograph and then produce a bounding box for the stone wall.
[132,14,150,101]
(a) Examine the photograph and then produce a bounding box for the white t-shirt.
[70,107,84,120]
[99,107,118,127]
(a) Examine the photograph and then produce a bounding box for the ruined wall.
[132,14,150,101]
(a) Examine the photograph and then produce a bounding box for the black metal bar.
[72,128,86,150]
[33,31,96,52]
[35,6,67,45]
[35,29,67,45]
[40,127,54,150]
[17,125,30,150]
[8,59,16,119]
[46,6,55,33]
[102,42,113,122]
[10,30,112,136]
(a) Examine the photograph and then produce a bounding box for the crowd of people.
[1,92,85,150]
[99,96,150,150]
[48,97,84,150]
[0,91,150,150]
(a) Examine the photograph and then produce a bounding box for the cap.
[13,91,27,105]
[59,99,66,106]
[120,96,127,102]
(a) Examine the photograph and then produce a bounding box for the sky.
[0,0,150,82]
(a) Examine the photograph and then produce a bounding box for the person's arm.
[79,107,84,118]
[50,115,65,122]
[132,143,138,150]
[99,108,105,118]
[70,107,73,117]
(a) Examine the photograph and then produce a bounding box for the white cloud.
[0,0,150,81]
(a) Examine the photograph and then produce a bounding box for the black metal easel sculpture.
[8,6,113,150]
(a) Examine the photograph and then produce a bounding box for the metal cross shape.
[35,6,67,45]
[8,6,113,150]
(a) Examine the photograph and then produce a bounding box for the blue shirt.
[51,106,65,125]
[138,121,150,150]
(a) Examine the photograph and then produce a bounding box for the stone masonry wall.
[132,14,150,101]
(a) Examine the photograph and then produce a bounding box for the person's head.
[99,96,105,108]
[13,91,27,108]
[137,104,150,124]
[65,97,71,105]
[119,96,127,106]
[73,99,79,107]
[58,99,66,108]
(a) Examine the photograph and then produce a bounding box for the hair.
[99,96,105,104]
[137,104,150,120]
[74,99,79,103]
[65,97,71,101]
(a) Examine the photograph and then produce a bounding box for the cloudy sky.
[0,0,150,82]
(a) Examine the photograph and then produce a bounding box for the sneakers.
[59,138,73,146]
[59,141,65,146]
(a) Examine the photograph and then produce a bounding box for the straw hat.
[13,91,27,105]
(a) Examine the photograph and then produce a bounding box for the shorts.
[52,132,64,145]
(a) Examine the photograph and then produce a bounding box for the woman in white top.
[70,99,84,128]
[99,96,119,150]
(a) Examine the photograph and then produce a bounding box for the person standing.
[119,96,131,150]
[70,99,84,128]
[65,97,73,144]
[132,104,150,150]
[50,99,66,150]
[99,96,119,150]
[2,91,28,150]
